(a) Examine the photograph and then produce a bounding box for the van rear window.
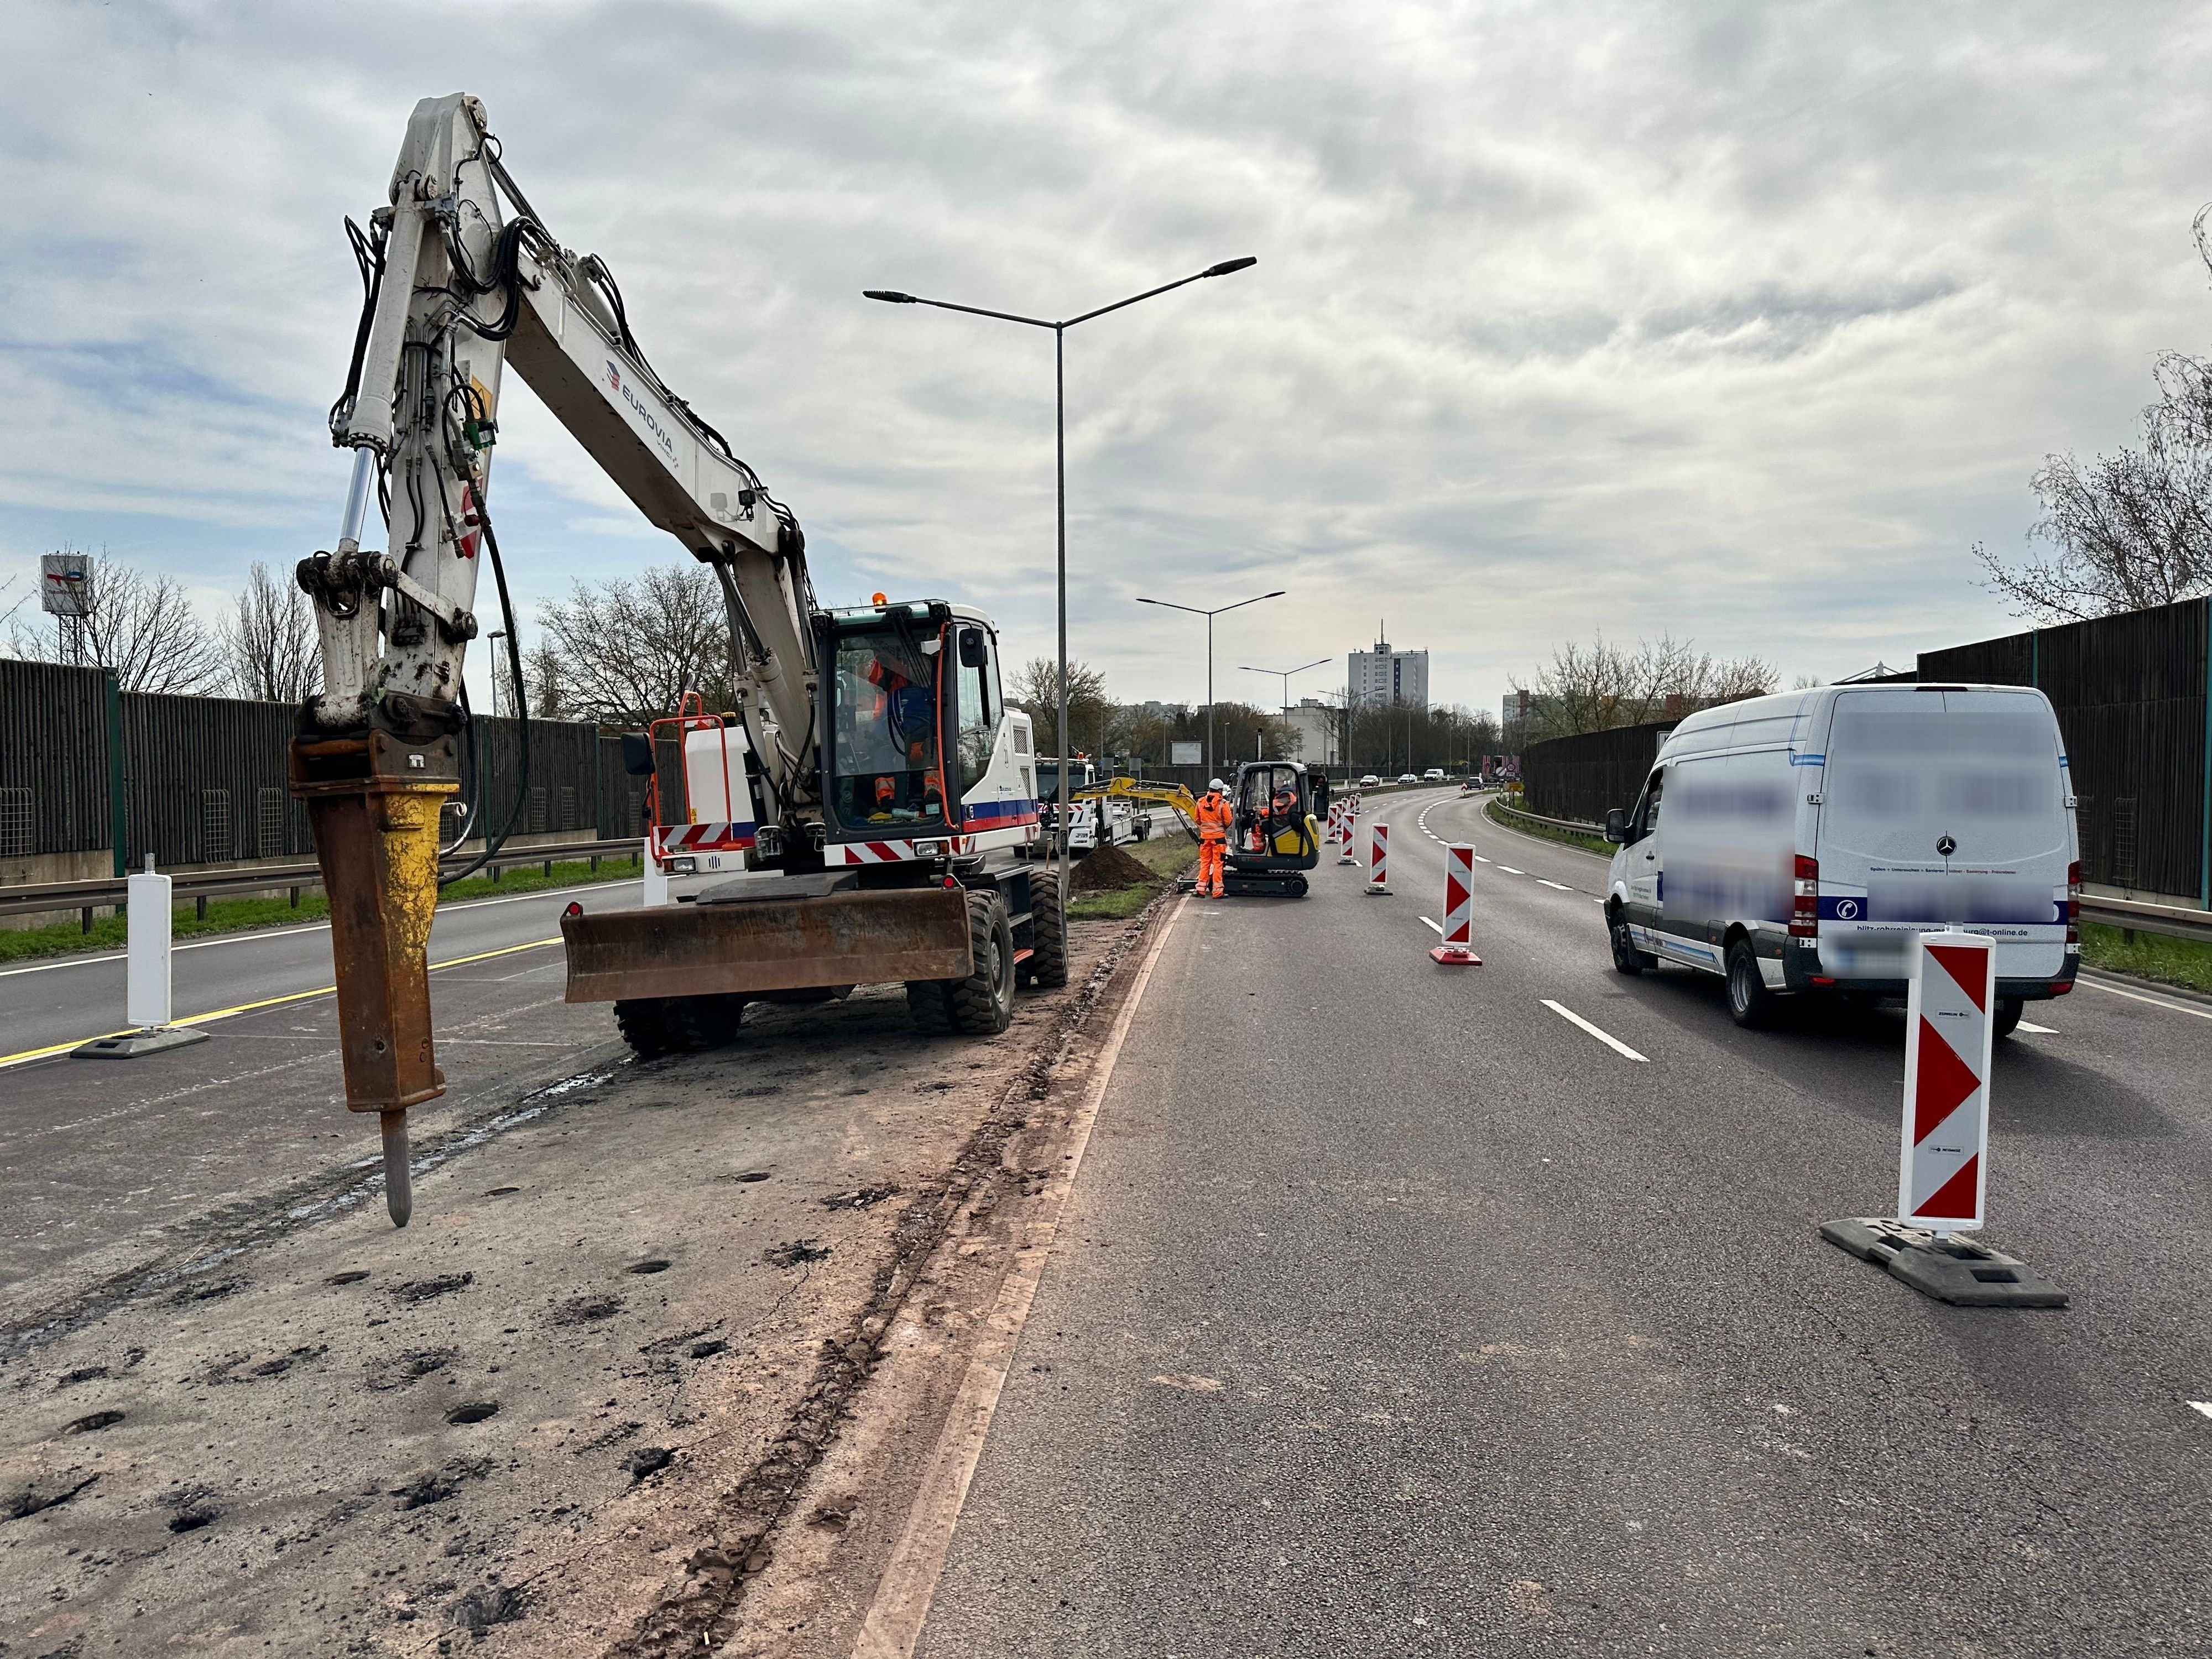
[1827,705,2057,832]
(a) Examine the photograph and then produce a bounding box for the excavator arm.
[292,93,819,1223]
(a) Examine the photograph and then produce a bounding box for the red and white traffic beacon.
[1365,821,1390,895]
[1819,928,2067,1308]
[1430,843,1480,965]
[1899,930,1994,1233]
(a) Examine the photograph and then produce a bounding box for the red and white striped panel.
[833,837,976,865]
[1899,931,1994,1232]
[1366,822,1389,890]
[654,822,754,854]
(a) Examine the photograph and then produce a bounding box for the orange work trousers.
[1197,836,1226,896]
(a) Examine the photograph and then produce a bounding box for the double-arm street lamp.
[864,257,1257,897]
[1133,589,1285,778]
[1241,658,1331,766]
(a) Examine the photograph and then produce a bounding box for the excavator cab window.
[953,624,1001,796]
[828,615,946,828]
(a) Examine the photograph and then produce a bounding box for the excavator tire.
[906,979,953,1035]
[614,999,673,1057]
[614,994,744,1058]
[1027,875,1070,990]
[946,890,1016,1035]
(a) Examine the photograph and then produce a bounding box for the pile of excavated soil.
[1068,841,1159,892]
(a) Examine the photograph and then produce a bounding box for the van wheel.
[1725,940,1776,1029]
[1994,998,2024,1040]
[1609,912,1655,975]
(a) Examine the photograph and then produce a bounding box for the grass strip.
[2078,920,2212,998]
[0,855,641,967]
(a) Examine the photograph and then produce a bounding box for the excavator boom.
[293,93,820,1222]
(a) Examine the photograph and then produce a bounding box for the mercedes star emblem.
[1936,834,1957,858]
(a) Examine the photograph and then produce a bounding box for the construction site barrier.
[1366,822,1390,894]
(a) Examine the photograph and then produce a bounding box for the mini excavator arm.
[293,93,819,1223]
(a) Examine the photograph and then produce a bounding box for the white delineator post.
[1899,930,1995,1234]
[126,857,173,1027]
[1338,799,1359,864]
[74,858,209,1057]
[1366,821,1390,894]
[1430,842,1480,964]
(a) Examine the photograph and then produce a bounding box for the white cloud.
[4,0,2211,717]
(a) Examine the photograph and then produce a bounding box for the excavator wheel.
[947,891,1016,1034]
[1026,875,1070,990]
[906,979,953,1035]
[614,994,745,1058]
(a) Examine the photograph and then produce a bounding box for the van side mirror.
[620,733,656,778]
[958,628,988,669]
[1604,807,1627,844]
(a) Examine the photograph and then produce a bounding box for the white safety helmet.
[1208,778,1225,792]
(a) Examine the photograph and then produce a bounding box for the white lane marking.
[2189,1401,2212,1421]
[855,897,1185,1656]
[1420,916,1443,935]
[1537,879,1574,891]
[0,875,643,978]
[2016,1019,2059,1035]
[1541,999,1649,1062]
[1497,867,1525,876]
[2074,976,2212,1022]
[1474,855,1491,863]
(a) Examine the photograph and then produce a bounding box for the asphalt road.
[0,877,642,1319]
[916,787,2212,1656]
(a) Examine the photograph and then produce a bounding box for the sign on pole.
[40,553,90,616]
[1170,742,1201,767]
[1898,929,1994,1233]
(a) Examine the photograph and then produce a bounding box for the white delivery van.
[1601,684,2079,1036]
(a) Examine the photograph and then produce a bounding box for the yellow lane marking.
[0,937,562,1070]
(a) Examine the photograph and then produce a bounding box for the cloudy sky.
[5,1,2212,719]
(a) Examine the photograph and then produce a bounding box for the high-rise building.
[1283,697,1340,765]
[1347,629,1428,711]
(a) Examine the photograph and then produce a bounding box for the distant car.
[1359,774,1381,787]
[1397,773,1418,785]
[1422,768,1446,781]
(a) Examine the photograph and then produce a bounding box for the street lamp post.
[1239,658,1330,761]
[1134,591,1284,778]
[864,258,1257,906]
[486,630,507,722]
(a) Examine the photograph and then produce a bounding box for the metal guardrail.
[1484,801,2212,946]
[0,836,645,921]
[1488,800,1610,838]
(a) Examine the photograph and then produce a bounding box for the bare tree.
[7,552,226,693]
[1008,657,1112,757]
[536,565,737,726]
[521,639,566,718]
[1975,349,2212,622]
[1509,634,1775,741]
[220,561,321,703]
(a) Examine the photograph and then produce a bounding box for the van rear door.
[1815,687,2072,984]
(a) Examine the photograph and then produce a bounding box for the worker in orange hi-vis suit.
[1194,778,1235,898]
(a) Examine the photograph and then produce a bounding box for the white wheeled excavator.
[293,94,1066,1227]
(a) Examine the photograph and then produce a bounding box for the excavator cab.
[825,602,948,833]
[1221,760,1321,896]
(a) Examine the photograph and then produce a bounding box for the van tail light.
[2065,859,2080,946]
[1791,854,1819,938]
